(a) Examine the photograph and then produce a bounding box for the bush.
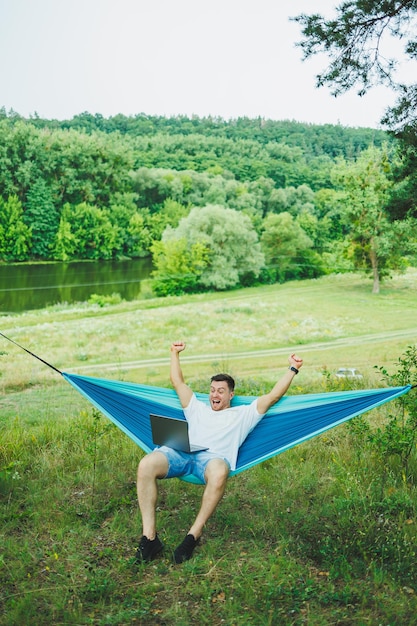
[88,293,123,307]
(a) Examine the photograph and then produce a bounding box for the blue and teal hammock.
[1,332,412,485]
[63,372,411,483]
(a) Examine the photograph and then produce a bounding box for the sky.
[0,0,414,129]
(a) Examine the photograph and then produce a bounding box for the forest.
[0,108,416,295]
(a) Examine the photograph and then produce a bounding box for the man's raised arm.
[256,353,303,415]
[170,341,193,408]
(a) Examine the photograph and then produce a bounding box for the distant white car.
[335,368,363,379]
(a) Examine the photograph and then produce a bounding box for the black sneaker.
[173,534,199,564]
[136,534,163,563]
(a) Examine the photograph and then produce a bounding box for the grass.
[1,270,417,625]
[1,269,417,392]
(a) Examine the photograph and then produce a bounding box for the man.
[136,341,303,564]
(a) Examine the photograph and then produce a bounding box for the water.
[0,258,154,313]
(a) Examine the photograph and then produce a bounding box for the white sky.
[0,0,413,128]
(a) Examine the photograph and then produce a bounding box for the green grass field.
[1,270,417,625]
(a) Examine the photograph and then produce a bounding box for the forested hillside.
[0,109,415,294]
[22,111,389,157]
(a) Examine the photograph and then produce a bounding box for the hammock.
[0,331,412,485]
[62,371,411,484]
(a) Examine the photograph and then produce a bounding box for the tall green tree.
[24,179,58,258]
[0,195,31,261]
[126,211,152,258]
[331,147,415,293]
[52,204,78,261]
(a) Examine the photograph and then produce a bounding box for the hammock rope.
[0,331,62,374]
[1,331,413,485]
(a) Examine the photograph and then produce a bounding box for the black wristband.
[289,366,299,375]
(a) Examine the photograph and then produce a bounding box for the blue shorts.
[154,446,231,484]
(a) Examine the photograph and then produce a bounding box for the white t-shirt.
[183,393,264,470]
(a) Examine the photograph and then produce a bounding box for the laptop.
[150,413,208,453]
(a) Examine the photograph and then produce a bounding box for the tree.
[151,238,210,296]
[107,194,153,258]
[293,1,417,135]
[53,202,119,260]
[155,205,265,292]
[266,184,316,217]
[49,129,134,207]
[126,211,152,257]
[0,195,31,261]
[24,179,58,258]
[260,212,318,282]
[142,197,191,242]
[52,204,78,261]
[331,147,415,293]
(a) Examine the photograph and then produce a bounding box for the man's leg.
[189,458,230,539]
[136,450,169,539]
[174,458,229,563]
[136,451,168,562]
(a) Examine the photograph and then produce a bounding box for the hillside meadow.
[0,271,417,625]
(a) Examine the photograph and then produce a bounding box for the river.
[0,258,154,314]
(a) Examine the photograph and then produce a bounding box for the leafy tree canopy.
[159,205,265,291]
[331,146,416,292]
[293,1,417,137]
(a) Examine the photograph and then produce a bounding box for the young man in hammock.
[136,341,303,564]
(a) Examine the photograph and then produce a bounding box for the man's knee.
[204,459,230,489]
[138,451,168,481]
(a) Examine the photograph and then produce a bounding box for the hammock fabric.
[62,371,412,485]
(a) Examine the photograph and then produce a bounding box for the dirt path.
[69,327,417,373]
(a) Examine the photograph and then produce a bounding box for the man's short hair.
[210,373,235,392]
